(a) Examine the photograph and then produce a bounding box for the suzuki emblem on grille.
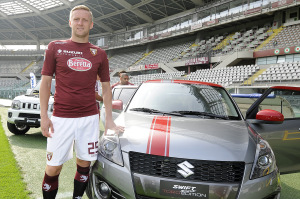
[177,161,194,178]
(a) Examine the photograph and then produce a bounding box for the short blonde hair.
[69,5,93,22]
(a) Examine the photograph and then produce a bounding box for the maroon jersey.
[42,39,110,118]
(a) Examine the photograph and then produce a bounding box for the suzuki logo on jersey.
[57,49,83,56]
[63,50,82,55]
[177,161,194,178]
[67,57,92,71]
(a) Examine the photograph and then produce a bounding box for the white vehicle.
[7,79,55,135]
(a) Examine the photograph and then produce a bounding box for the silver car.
[87,80,300,199]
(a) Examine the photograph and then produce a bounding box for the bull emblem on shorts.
[46,152,53,161]
[80,175,88,182]
[43,183,51,191]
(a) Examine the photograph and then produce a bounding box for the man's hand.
[105,119,124,135]
[39,75,53,137]
[41,117,54,138]
[102,81,124,135]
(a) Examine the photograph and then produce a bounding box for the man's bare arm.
[40,75,54,137]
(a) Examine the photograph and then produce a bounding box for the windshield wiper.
[170,111,228,120]
[130,107,159,113]
[129,108,184,117]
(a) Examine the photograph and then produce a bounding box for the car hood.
[114,112,256,163]
[14,94,54,103]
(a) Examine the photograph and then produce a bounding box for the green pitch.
[0,107,88,199]
[0,107,299,198]
[0,115,30,199]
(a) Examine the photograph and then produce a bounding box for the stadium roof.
[0,0,203,46]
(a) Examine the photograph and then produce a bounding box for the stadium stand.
[132,37,195,66]
[255,62,300,83]
[0,54,42,99]
[260,24,300,51]
[130,71,185,85]
[1,0,300,100]
[108,46,146,70]
[186,64,260,87]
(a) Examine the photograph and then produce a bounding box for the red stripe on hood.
[165,117,171,156]
[146,116,171,156]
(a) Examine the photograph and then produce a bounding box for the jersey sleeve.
[98,50,110,82]
[41,41,56,76]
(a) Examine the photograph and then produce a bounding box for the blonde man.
[40,5,124,198]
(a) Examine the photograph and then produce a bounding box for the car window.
[118,88,136,105]
[232,97,257,117]
[112,88,122,100]
[258,90,300,119]
[127,83,240,119]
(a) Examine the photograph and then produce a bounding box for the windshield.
[127,82,241,120]
[32,79,56,95]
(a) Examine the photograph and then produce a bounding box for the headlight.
[11,100,21,109]
[99,134,123,166]
[250,138,276,179]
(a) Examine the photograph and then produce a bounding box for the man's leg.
[73,114,99,198]
[42,165,63,199]
[73,158,91,199]
[43,116,76,198]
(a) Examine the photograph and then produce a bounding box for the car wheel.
[7,122,30,135]
[274,192,280,199]
[85,180,93,199]
[86,173,96,199]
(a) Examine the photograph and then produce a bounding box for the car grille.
[22,102,40,110]
[129,151,245,183]
[20,102,53,113]
[19,113,40,119]
[136,195,156,199]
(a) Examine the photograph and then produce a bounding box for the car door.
[246,86,300,174]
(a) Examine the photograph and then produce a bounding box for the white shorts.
[46,114,99,166]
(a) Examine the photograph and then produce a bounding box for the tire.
[274,192,280,199]
[85,177,95,199]
[7,122,30,135]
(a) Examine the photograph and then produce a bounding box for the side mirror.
[255,109,284,124]
[112,100,123,111]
